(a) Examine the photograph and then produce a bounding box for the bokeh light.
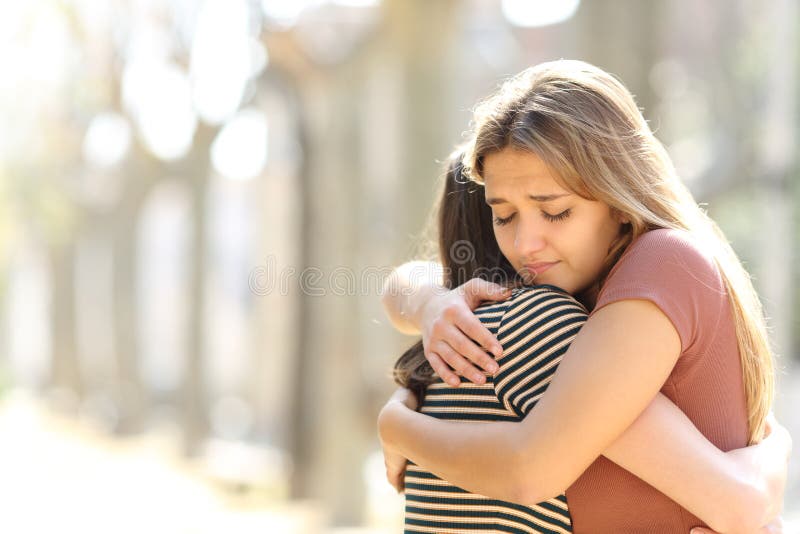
[210,109,269,181]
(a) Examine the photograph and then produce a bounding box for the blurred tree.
[109,144,159,434]
[574,0,659,114]
[179,123,216,455]
[262,0,461,524]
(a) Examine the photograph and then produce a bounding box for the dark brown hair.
[392,148,517,403]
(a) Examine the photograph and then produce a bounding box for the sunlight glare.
[501,0,580,28]
[210,109,269,181]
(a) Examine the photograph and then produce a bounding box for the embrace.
[377,60,791,534]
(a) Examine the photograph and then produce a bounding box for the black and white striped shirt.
[404,286,588,534]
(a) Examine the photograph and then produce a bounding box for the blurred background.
[0,0,798,532]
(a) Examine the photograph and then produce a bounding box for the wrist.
[408,283,441,330]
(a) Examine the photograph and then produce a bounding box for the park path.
[0,390,401,534]
[0,380,798,533]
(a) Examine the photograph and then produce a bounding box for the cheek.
[571,215,619,270]
[494,228,520,267]
[589,218,622,263]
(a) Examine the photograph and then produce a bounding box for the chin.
[541,277,576,294]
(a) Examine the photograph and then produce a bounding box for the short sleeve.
[594,229,726,354]
[493,287,588,418]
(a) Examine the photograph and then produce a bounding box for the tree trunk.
[110,149,155,435]
[180,123,216,456]
[48,238,83,406]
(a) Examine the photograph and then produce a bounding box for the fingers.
[433,307,501,364]
[452,309,503,360]
[764,412,775,436]
[763,517,784,533]
[427,352,461,387]
[386,466,404,493]
[420,278,507,386]
[432,341,486,385]
[441,322,497,376]
[462,279,512,307]
[425,321,499,385]
[385,459,406,493]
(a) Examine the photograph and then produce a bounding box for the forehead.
[482,148,566,194]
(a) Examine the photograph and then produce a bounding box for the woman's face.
[483,147,624,295]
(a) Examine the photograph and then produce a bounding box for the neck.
[576,283,599,310]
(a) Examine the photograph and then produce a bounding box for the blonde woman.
[379,61,790,533]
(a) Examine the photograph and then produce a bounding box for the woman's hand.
[383,447,408,493]
[419,279,510,386]
[727,413,791,528]
[378,388,419,492]
[691,413,791,534]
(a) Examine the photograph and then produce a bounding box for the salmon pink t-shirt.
[565,228,749,533]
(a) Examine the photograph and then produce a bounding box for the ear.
[611,207,631,225]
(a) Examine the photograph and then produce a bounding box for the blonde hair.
[464,60,774,444]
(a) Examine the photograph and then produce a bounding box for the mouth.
[521,261,559,279]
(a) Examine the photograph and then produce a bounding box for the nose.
[514,215,547,257]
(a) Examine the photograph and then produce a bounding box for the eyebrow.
[486,193,571,205]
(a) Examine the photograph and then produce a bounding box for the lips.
[522,261,559,278]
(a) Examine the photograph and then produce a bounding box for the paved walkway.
[0,382,798,533]
[0,390,398,534]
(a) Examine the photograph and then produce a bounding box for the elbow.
[509,486,551,509]
[508,476,564,508]
[380,273,417,335]
[505,451,566,507]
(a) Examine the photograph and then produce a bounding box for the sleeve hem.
[592,285,690,354]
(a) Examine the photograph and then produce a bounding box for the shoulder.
[624,228,716,273]
[491,287,588,416]
[598,228,727,353]
[608,228,722,290]
[497,286,587,338]
[474,286,587,336]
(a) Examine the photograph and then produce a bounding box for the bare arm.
[382,261,509,386]
[603,397,789,533]
[383,300,682,501]
[379,392,789,533]
[381,260,443,334]
[379,300,788,533]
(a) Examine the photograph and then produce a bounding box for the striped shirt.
[404,285,588,534]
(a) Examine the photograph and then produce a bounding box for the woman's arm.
[381,260,444,335]
[381,261,509,386]
[603,397,789,533]
[389,299,683,501]
[379,392,789,533]
[378,299,786,532]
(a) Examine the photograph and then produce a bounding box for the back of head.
[393,148,516,400]
[438,151,516,288]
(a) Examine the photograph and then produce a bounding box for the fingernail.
[494,346,503,357]
[448,377,460,386]
[487,363,499,374]
[472,374,485,384]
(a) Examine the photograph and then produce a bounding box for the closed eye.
[493,213,515,226]
[542,208,571,222]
